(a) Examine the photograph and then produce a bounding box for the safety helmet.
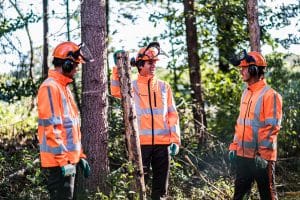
[136,47,159,62]
[239,51,267,67]
[52,41,85,63]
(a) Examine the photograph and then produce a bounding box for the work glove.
[113,50,125,65]
[168,143,179,156]
[228,150,237,163]
[255,155,268,169]
[79,158,91,178]
[61,164,76,177]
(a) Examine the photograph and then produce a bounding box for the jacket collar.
[247,78,267,92]
[137,74,156,84]
[48,69,73,86]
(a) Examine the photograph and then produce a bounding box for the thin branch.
[9,0,34,79]
[184,155,231,200]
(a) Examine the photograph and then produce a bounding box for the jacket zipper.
[148,79,154,145]
[242,91,253,156]
[247,101,252,117]
[154,92,157,107]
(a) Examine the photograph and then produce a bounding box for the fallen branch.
[182,146,226,176]
[8,158,40,179]
[184,155,231,200]
[284,191,300,197]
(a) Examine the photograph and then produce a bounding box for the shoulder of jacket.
[265,87,282,99]
[157,79,170,87]
[39,79,60,91]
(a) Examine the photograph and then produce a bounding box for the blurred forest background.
[0,0,299,199]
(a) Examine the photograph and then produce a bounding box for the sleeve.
[262,90,283,141]
[37,84,68,167]
[229,93,245,151]
[166,83,181,145]
[110,66,121,98]
[229,129,238,151]
[80,150,87,159]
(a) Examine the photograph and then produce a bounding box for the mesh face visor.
[144,42,160,59]
[141,42,160,61]
[76,43,94,63]
[230,49,256,66]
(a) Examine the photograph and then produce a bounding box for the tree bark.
[247,0,261,52]
[116,52,146,200]
[78,0,109,196]
[183,0,207,146]
[42,0,48,80]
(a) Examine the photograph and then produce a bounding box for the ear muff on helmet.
[130,57,144,72]
[248,65,258,77]
[61,51,77,73]
[136,60,145,67]
[62,59,75,73]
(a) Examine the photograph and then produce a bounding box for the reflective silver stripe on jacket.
[111,80,120,87]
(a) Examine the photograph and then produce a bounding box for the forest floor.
[0,137,299,200]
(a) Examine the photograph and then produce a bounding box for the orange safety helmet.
[239,51,267,67]
[52,41,85,63]
[136,47,159,61]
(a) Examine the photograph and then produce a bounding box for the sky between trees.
[0,0,299,73]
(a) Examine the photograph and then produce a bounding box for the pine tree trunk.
[116,52,146,200]
[78,0,110,196]
[247,0,261,52]
[42,0,48,80]
[183,0,207,147]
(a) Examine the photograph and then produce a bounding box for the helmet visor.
[75,43,94,63]
[230,49,255,66]
[143,42,160,60]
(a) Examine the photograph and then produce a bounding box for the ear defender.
[248,65,258,77]
[62,59,75,73]
[62,51,76,73]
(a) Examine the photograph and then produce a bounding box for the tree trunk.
[78,0,109,196]
[247,0,261,52]
[42,0,48,80]
[115,52,146,200]
[183,0,207,146]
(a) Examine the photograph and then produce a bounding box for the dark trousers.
[141,145,170,200]
[43,166,75,200]
[233,156,278,200]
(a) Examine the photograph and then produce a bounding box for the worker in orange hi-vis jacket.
[111,42,181,200]
[37,41,93,200]
[228,50,282,200]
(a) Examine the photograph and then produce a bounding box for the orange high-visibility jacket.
[37,70,86,167]
[111,67,180,145]
[229,79,282,161]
